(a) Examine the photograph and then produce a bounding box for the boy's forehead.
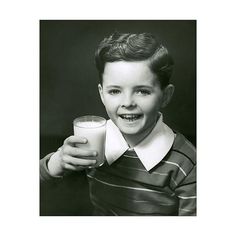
[104,61,150,73]
[102,61,158,86]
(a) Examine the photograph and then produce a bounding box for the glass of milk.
[73,115,106,168]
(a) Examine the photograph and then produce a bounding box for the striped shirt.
[86,132,196,216]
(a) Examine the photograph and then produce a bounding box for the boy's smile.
[98,61,174,146]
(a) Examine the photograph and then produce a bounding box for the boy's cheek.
[103,99,118,110]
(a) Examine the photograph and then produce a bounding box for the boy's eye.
[136,89,151,95]
[108,89,121,95]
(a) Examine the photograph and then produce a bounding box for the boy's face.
[98,61,174,145]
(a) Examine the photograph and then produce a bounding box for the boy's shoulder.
[170,132,196,165]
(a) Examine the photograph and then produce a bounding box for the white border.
[1,1,236,236]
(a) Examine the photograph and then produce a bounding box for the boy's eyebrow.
[105,85,121,88]
[105,85,154,89]
[134,85,154,89]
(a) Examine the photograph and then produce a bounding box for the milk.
[73,116,106,167]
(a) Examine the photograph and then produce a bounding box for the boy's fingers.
[63,146,97,158]
[64,135,87,145]
[63,163,86,171]
[62,155,96,166]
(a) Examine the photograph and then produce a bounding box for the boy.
[40,32,196,216]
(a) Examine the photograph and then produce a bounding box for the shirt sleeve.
[40,152,63,183]
[174,165,196,216]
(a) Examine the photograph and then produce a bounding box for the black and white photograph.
[40,20,196,216]
[1,0,236,235]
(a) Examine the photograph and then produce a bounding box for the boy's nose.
[121,94,136,108]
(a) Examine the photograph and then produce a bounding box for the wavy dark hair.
[95,32,174,89]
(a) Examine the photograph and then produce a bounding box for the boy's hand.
[47,135,97,177]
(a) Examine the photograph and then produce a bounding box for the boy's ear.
[161,84,175,108]
[98,84,105,105]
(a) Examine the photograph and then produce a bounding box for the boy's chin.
[117,124,143,135]
[114,116,145,133]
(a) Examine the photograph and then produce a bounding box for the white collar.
[105,114,175,171]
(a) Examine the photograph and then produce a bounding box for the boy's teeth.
[120,114,141,120]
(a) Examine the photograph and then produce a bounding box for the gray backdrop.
[40,20,196,156]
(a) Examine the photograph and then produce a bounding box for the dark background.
[40,20,196,215]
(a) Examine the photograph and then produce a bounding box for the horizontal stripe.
[87,174,165,194]
[90,167,173,194]
[161,160,187,176]
[179,208,195,212]
[128,199,174,206]
[178,181,196,187]
[117,164,168,176]
[91,192,178,215]
[152,171,168,176]
[171,149,196,165]
[132,200,150,203]
[123,154,139,158]
[178,195,196,199]
[104,163,180,191]
[116,164,178,187]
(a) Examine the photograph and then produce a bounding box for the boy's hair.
[95,32,174,89]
